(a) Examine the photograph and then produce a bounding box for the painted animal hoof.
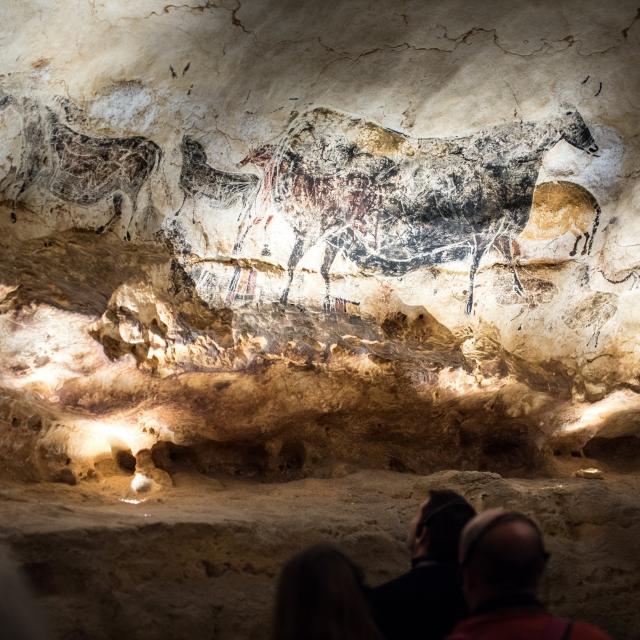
[261,246,271,257]
[125,231,131,242]
[323,296,332,313]
[10,211,17,223]
[95,225,105,235]
[569,249,577,257]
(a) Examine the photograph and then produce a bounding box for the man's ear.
[415,523,429,548]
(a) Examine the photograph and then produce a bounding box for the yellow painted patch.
[520,181,599,241]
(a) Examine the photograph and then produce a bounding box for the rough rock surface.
[0,0,639,482]
[0,2,639,637]
[1,469,639,640]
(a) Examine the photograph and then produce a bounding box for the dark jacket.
[368,556,468,640]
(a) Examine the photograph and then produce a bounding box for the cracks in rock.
[313,25,583,73]
[313,14,640,69]
[117,0,254,39]
[317,37,351,57]
[622,7,640,39]
[461,29,577,58]
[160,0,254,39]
[89,2,638,65]
[504,81,522,121]
[210,114,246,156]
[140,2,221,19]
[231,0,251,35]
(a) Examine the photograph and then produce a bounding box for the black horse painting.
[176,136,259,223]
[237,104,599,313]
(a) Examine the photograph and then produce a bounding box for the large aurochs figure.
[237,104,599,313]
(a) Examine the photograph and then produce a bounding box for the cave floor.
[0,466,639,640]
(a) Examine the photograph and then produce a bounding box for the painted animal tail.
[587,201,601,254]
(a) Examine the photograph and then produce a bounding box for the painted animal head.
[240,144,275,168]
[181,135,208,164]
[557,103,599,156]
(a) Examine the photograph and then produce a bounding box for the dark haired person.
[369,489,477,640]
[0,547,48,640]
[447,509,612,640]
[272,544,382,640]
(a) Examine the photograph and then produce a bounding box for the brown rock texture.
[1,470,639,640]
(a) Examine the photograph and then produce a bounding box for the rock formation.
[0,0,639,636]
[2,0,639,479]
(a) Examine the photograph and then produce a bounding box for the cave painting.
[0,94,162,240]
[523,181,601,256]
[177,136,259,223]
[563,292,617,347]
[0,93,601,315]
[232,104,599,313]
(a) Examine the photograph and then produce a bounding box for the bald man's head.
[461,511,549,603]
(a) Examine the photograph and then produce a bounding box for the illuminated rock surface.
[0,0,639,637]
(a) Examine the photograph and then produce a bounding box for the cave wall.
[0,0,639,481]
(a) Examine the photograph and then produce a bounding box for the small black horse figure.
[176,136,259,224]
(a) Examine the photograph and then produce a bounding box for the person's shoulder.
[572,620,614,640]
[369,569,415,597]
[370,564,454,599]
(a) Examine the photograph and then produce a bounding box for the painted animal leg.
[280,234,306,305]
[123,190,142,242]
[174,192,188,217]
[495,235,524,295]
[581,231,591,256]
[261,215,274,256]
[569,234,582,257]
[226,266,242,304]
[466,235,490,315]
[587,326,601,348]
[233,220,252,254]
[587,204,601,255]
[96,192,124,236]
[10,193,20,223]
[10,176,32,223]
[320,239,341,312]
[506,238,524,296]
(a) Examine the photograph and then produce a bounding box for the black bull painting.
[230,105,599,313]
[0,95,162,241]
